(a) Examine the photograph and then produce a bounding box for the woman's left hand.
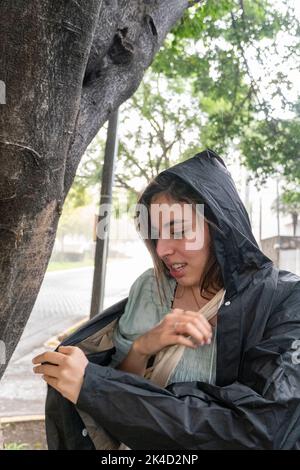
[32,346,88,404]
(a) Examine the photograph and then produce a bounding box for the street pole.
[90,109,119,318]
[276,177,280,237]
[259,194,262,248]
[276,176,281,268]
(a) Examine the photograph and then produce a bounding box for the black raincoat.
[45,150,300,449]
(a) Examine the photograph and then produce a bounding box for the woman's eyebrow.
[150,219,191,232]
[150,220,175,231]
[163,219,188,228]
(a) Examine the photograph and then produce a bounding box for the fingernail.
[206,339,211,344]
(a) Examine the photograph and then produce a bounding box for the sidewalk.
[0,250,152,418]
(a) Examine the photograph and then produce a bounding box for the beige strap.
[145,289,226,388]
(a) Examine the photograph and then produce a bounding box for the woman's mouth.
[169,263,187,278]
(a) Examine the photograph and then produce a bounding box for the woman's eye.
[172,230,185,237]
[172,227,193,238]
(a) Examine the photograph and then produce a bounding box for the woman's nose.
[156,238,175,259]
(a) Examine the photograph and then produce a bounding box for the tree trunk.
[0,0,196,379]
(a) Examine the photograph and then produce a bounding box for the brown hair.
[135,172,224,305]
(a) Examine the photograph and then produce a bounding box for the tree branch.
[64,0,193,196]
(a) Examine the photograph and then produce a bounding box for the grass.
[47,260,94,272]
[4,442,29,450]
[1,420,47,450]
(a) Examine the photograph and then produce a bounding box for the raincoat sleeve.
[76,280,300,450]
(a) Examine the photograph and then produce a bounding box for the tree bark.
[0,0,196,379]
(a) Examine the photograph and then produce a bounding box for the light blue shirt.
[110,268,218,386]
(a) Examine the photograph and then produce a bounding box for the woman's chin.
[177,276,201,288]
[177,277,194,287]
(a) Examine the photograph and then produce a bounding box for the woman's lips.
[169,263,187,278]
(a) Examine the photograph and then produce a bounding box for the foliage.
[272,186,300,235]
[4,442,29,450]
[240,106,300,184]
[56,135,106,242]
[114,72,202,197]
[56,202,95,242]
[70,0,300,207]
[71,133,106,203]
[153,0,300,182]
[47,260,94,272]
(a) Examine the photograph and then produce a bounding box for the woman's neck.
[173,284,220,326]
[174,284,209,310]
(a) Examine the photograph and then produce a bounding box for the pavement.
[0,248,152,418]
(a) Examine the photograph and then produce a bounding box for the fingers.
[174,320,212,346]
[175,335,198,349]
[42,374,59,390]
[33,363,60,378]
[183,310,212,329]
[171,309,212,332]
[171,311,212,344]
[58,346,77,355]
[32,350,67,366]
[32,346,79,366]
[189,313,213,339]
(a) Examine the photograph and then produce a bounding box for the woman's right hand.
[133,308,213,358]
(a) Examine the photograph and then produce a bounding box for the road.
[0,253,152,417]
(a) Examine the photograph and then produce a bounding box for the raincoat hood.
[163,149,271,298]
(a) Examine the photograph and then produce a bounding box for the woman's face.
[150,193,212,288]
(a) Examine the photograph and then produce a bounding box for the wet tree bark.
[0,0,196,378]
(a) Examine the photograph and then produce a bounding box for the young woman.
[33,149,300,449]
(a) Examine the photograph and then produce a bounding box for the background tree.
[241,101,300,184]
[115,72,201,196]
[153,0,300,182]
[55,186,94,257]
[272,189,300,237]
[0,0,199,379]
[75,0,300,204]
[69,70,202,205]
[71,133,106,203]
